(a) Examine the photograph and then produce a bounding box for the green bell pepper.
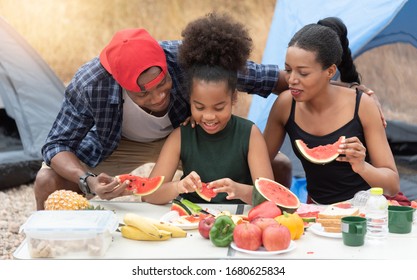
[209,215,235,247]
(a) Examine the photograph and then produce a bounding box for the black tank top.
[285,90,370,204]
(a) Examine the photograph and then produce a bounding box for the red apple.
[198,216,215,239]
[262,224,291,251]
[250,217,279,231]
[233,223,262,251]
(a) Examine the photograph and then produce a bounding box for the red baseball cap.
[99,29,167,92]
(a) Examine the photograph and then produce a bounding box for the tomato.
[262,224,291,251]
[233,223,262,251]
[247,201,282,221]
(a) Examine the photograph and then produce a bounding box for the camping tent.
[248,0,417,201]
[0,16,65,189]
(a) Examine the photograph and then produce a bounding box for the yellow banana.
[150,220,187,238]
[120,225,171,241]
[123,213,161,238]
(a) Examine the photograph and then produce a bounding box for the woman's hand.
[336,136,367,174]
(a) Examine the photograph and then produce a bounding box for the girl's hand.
[336,136,367,173]
[176,171,201,194]
[208,178,238,200]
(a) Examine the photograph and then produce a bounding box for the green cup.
[341,216,367,246]
[388,205,413,234]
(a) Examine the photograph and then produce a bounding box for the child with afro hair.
[143,12,274,204]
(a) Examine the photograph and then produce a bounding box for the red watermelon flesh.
[116,174,164,196]
[253,178,300,213]
[295,136,345,164]
[196,183,216,202]
[171,201,191,216]
[332,202,353,209]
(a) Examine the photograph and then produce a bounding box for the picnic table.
[13,201,417,259]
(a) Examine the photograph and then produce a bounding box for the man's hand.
[356,84,387,128]
[89,173,130,200]
[181,116,197,127]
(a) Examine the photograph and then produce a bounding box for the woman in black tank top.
[264,17,400,204]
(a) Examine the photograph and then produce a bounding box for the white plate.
[160,211,199,230]
[309,223,342,238]
[230,240,296,256]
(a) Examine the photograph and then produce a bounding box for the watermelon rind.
[172,199,192,215]
[252,177,300,213]
[195,183,216,202]
[179,198,202,214]
[295,136,345,164]
[301,217,316,223]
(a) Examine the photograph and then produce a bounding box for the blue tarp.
[249,0,417,201]
[249,0,415,132]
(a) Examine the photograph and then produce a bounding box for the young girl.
[264,17,400,205]
[142,13,274,205]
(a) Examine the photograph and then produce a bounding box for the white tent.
[248,0,417,201]
[0,17,65,189]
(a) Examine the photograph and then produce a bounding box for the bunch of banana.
[120,225,172,241]
[146,217,187,238]
[120,213,187,241]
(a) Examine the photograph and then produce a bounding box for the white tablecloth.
[13,201,417,259]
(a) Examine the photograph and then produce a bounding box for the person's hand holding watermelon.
[336,136,367,174]
[176,171,201,194]
[208,178,253,205]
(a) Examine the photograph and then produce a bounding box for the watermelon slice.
[332,201,353,209]
[172,198,203,215]
[171,199,192,216]
[195,183,216,202]
[116,174,164,196]
[295,136,345,164]
[252,177,300,213]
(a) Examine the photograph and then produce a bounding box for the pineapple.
[44,190,90,210]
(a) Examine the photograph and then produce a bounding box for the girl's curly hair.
[179,12,253,94]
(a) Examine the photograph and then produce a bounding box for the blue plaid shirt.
[42,40,280,167]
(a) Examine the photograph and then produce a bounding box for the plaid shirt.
[42,40,280,167]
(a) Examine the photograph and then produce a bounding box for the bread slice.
[316,204,360,233]
[322,226,342,233]
[316,218,341,227]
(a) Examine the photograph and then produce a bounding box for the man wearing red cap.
[33,27,291,210]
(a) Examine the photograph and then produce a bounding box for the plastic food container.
[20,210,118,258]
